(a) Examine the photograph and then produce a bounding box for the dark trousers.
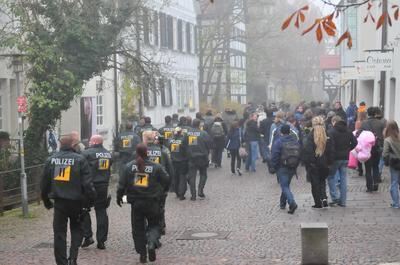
[131,199,161,256]
[358,162,363,175]
[188,159,208,198]
[211,147,224,167]
[308,166,328,207]
[365,151,381,191]
[229,149,241,174]
[53,199,83,265]
[173,160,188,197]
[159,194,167,232]
[82,185,109,243]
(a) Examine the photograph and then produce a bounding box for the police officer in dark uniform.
[117,144,170,264]
[158,115,175,144]
[118,122,141,174]
[81,135,113,249]
[187,119,212,201]
[139,117,158,139]
[167,127,189,200]
[41,134,96,265]
[143,131,173,235]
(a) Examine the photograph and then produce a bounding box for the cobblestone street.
[1,158,400,265]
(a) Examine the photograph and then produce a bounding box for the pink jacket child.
[351,130,376,163]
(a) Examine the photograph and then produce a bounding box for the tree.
[0,0,163,164]
[281,0,398,48]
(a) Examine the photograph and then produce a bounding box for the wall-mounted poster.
[80,97,97,146]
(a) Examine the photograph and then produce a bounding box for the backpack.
[211,122,225,138]
[280,140,301,169]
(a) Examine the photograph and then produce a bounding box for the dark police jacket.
[117,159,170,203]
[118,131,141,162]
[146,143,174,185]
[187,128,212,161]
[167,134,188,162]
[41,147,96,202]
[82,144,113,185]
[158,123,175,142]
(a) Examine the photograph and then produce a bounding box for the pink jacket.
[352,130,376,163]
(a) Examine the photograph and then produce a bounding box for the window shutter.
[160,13,167,48]
[160,79,166,106]
[167,15,173,49]
[177,19,183,51]
[153,11,159,46]
[143,8,150,45]
[168,79,173,105]
[186,22,191,53]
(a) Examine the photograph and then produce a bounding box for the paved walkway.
[1,157,400,265]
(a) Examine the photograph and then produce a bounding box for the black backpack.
[280,140,301,169]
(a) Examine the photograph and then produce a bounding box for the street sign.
[353,60,375,80]
[364,51,393,71]
[17,96,27,113]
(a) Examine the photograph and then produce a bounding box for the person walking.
[117,144,170,263]
[118,122,141,176]
[159,115,175,143]
[334,101,347,123]
[259,108,274,163]
[303,116,334,208]
[244,112,260,172]
[382,121,400,208]
[271,125,300,214]
[81,135,113,250]
[210,115,227,168]
[327,116,357,207]
[346,101,358,131]
[361,107,385,192]
[226,121,242,176]
[167,127,189,200]
[187,119,212,200]
[41,134,96,265]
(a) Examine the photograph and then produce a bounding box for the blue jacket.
[271,134,298,170]
[226,128,242,150]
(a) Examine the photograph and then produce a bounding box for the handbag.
[239,147,248,159]
[347,151,358,169]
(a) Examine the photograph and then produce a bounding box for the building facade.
[340,0,400,121]
[196,0,247,108]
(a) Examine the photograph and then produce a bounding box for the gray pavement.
[1,157,400,265]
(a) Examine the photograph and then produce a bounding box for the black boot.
[139,254,147,263]
[81,237,94,248]
[68,258,78,265]
[148,243,156,262]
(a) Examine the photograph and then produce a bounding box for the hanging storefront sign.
[364,51,393,71]
[353,60,375,80]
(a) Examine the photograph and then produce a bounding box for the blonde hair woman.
[303,116,334,208]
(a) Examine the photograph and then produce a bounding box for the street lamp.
[12,55,28,218]
[96,77,105,92]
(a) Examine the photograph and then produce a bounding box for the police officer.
[142,131,173,235]
[167,127,189,200]
[158,115,175,144]
[118,122,141,174]
[81,135,113,249]
[117,144,169,264]
[139,117,158,139]
[41,134,96,265]
[187,119,212,201]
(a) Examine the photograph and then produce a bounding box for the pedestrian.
[327,116,357,207]
[187,119,212,200]
[269,111,286,147]
[48,127,58,153]
[334,101,347,122]
[172,113,180,127]
[134,116,146,135]
[346,101,358,131]
[203,109,214,133]
[244,112,260,172]
[41,134,96,265]
[167,127,189,200]
[81,135,113,250]
[259,108,274,163]
[382,121,400,208]
[142,131,173,235]
[294,105,304,122]
[361,107,385,192]
[139,117,158,139]
[159,115,175,143]
[271,124,300,214]
[303,116,333,208]
[226,121,242,176]
[117,144,170,264]
[118,122,141,176]
[210,114,227,168]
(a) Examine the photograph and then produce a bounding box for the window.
[160,79,173,106]
[167,15,174,49]
[177,19,183,51]
[153,11,159,46]
[186,22,191,53]
[149,89,157,107]
[96,95,103,126]
[194,25,197,54]
[143,8,150,45]
[346,8,357,48]
[160,12,167,48]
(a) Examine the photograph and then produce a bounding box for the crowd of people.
[38,99,400,265]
